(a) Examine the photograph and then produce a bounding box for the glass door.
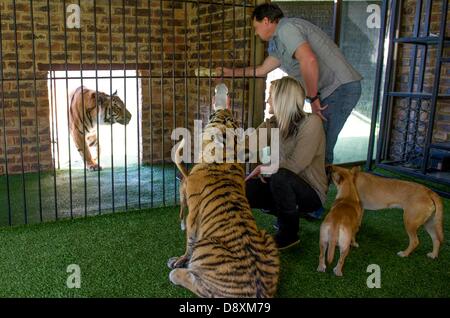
[335,0,382,163]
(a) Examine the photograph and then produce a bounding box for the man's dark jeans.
[322,80,362,164]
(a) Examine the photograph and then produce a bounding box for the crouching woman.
[246,76,328,249]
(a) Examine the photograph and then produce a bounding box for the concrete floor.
[0,164,178,226]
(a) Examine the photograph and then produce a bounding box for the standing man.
[218,3,362,220]
[219,3,362,165]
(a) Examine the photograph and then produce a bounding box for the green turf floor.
[0,183,448,298]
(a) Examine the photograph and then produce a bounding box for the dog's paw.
[427,252,438,259]
[333,267,343,277]
[397,251,408,258]
[352,242,359,248]
[317,264,326,272]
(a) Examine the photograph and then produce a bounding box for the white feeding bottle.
[214,83,228,110]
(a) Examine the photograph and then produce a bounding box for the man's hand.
[215,67,232,77]
[311,99,328,121]
[245,165,267,183]
[215,58,279,78]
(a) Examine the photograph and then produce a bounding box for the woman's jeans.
[246,168,322,241]
[322,81,362,164]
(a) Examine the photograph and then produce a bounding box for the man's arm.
[294,42,319,97]
[217,56,280,77]
[294,43,327,120]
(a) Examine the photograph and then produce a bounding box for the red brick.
[1,1,253,170]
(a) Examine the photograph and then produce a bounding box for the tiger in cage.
[68,86,132,171]
[169,104,280,298]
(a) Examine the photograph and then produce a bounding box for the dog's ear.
[332,169,344,186]
[351,166,361,173]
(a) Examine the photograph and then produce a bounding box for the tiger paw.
[167,256,188,269]
[89,164,103,171]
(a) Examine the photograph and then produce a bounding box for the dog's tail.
[327,223,339,265]
[430,191,444,243]
[175,138,189,179]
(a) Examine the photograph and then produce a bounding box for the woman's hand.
[245,165,267,183]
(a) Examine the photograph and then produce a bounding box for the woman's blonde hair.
[270,76,306,139]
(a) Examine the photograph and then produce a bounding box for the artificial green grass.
[0,185,448,298]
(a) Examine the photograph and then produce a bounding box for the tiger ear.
[88,92,98,109]
[96,92,107,105]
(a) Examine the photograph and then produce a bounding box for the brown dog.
[350,167,444,259]
[318,166,363,276]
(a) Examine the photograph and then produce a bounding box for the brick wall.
[0,0,256,173]
[389,0,449,163]
[141,1,255,164]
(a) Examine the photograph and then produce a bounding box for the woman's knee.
[271,168,291,185]
[270,168,297,193]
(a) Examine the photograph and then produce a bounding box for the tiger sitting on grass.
[69,86,131,171]
[169,93,280,298]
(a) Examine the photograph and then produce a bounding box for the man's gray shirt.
[268,17,363,99]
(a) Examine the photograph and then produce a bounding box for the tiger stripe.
[169,108,280,298]
[68,86,131,171]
